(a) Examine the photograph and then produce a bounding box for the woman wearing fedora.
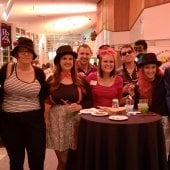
[129,53,170,164]
[0,37,48,170]
[132,52,169,115]
[45,45,93,170]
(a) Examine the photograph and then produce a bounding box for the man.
[117,44,138,99]
[134,39,148,55]
[76,44,97,77]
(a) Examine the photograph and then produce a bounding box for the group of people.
[0,37,170,170]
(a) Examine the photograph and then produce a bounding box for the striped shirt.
[2,67,41,112]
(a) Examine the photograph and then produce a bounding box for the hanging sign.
[1,23,12,47]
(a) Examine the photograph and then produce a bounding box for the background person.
[0,37,47,170]
[134,39,148,55]
[160,56,170,73]
[164,67,170,168]
[76,44,97,77]
[117,44,138,104]
[45,45,93,170]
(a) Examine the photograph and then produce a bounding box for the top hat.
[136,53,161,68]
[54,45,77,65]
[10,37,37,59]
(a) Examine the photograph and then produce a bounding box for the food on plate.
[98,106,126,115]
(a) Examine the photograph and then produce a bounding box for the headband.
[98,46,117,58]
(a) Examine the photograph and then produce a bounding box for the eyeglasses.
[121,50,133,56]
[18,50,32,55]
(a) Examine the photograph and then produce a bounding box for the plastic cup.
[125,99,134,112]
[138,99,149,113]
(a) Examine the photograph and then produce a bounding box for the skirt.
[46,105,80,152]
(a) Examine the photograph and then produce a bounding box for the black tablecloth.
[77,113,168,170]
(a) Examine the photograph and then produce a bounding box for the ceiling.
[0,0,99,35]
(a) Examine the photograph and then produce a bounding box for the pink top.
[86,72,123,107]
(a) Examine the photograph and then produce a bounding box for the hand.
[69,103,82,112]
[127,84,135,97]
[123,84,131,94]
[78,72,86,77]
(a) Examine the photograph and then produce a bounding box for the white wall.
[95,3,170,53]
[143,3,170,40]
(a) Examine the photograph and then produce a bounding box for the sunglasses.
[121,50,133,56]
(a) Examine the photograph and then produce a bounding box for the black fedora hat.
[54,45,77,65]
[10,37,37,59]
[136,53,162,68]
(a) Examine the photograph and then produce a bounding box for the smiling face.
[143,64,157,81]
[100,54,115,74]
[60,54,74,72]
[120,47,136,64]
[77,46,92,65]
[17,47,34,64]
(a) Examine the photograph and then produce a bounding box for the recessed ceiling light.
[33,3,96,14]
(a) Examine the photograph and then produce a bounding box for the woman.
[86,45,123,107]
[133,53,169,115]
[45,45,93,170]
[0,37,47,170]
[132,53,169,158]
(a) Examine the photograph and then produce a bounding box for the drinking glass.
[125,98,134,112]
[138,99,149,113]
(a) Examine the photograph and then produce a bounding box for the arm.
[44,102,52,124]
[0,64,8,109]
[164,68,170,113]
[80,78,93,109]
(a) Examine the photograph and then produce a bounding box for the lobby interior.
[1,0,170,169]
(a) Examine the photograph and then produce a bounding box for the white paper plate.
[79,108,99,114]
[109,115,128,121]
[127,111,141,116]
[79,109,91,114]
[91,111,108,116]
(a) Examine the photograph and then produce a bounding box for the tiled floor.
[0,148,58,170]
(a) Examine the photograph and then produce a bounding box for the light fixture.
[51,16,91,33]
[33,3,96,14]
[2,0,14,21]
